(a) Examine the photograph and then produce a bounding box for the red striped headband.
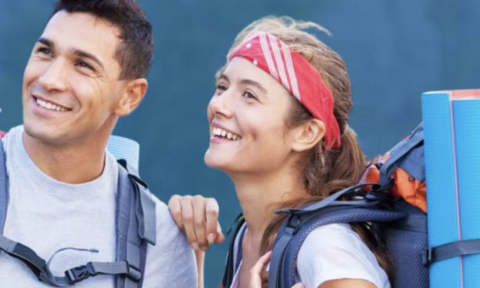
[228,31,341,149]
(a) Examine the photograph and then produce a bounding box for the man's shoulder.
[148,193,191,245]
[149,195,179,232]
[142,193,197,287]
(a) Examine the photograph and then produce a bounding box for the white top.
[0,126,197,288]
[297,223,390,288]
[230,223,390,288]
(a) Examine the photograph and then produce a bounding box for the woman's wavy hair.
[225,16,392,279]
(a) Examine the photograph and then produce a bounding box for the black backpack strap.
[276,183,380,216]
[268,188,407,288]
[222,214,246,288]
[0,138,8,233]
[424,239,480,265]
[115,160,156,288]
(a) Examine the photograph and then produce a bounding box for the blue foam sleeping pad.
[422,90,480,288]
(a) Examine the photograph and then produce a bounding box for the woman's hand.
[249,251,305,288]
[168,194,225,251]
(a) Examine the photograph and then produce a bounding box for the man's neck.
[22,132,108,184]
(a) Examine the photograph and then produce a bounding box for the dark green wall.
[1,1,480,286]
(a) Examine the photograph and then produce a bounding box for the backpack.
[222,123,480,288]
[0,135,156,288]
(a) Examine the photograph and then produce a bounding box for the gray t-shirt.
[0,126,197,288]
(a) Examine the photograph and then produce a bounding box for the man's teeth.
[36,98,68,112]
[213,127,241,141]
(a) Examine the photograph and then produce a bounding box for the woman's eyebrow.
[240,79,267,94]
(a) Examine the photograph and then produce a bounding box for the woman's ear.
[114,78,148,116]
[291,119,325,152]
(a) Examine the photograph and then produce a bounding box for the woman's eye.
[216,84,227,91]
[243,91,258,100]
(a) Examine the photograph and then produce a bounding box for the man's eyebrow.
[38,37,54,48]
[37,37,105,70]
[72,49,105,69]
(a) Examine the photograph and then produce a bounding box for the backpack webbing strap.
[425,239,480,265]
[0,234,47,280]
[0,138,8,233]
[0,233,143,286]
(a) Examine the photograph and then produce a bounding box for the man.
[0,0,197,287]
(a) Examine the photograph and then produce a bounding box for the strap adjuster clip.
[66,262,96,284]
[126,263,142,282]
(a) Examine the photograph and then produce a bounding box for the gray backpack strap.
[0,138,8,233]
[115,160,156,288]
[0,141,156,287]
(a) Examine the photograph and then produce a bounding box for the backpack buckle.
[66,262,96,284]
[126,263,142,282]
[423,247,432,267]
[284,214,302,235]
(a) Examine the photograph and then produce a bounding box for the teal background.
[1,1,480,287]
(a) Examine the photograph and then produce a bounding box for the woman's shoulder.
[304,223,362,245]
[297,223,390,288]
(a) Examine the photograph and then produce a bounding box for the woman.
[169,16,390,288]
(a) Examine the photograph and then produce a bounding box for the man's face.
[22,11,126,146]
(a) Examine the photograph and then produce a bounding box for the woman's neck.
[232,167,307,236]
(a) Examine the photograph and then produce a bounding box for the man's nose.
[37,59,69,92]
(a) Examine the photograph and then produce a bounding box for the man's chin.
[23,124,62,146]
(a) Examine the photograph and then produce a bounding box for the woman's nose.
[208,92,235,119]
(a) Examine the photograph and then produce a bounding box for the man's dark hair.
[52,0,154,79]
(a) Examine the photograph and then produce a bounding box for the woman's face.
[204,57,297,175]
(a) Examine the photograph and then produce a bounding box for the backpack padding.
[268,204,406,288]
[276,183,379,216]
[0,139,8,233]
[117,159,156,246]
[381,201,429,288]
[115,164,156,288]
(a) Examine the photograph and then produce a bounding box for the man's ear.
[291,119,325,152]
[115,78,148,116]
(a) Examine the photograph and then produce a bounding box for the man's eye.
[77,61,94,71]
[37,47,52,56]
